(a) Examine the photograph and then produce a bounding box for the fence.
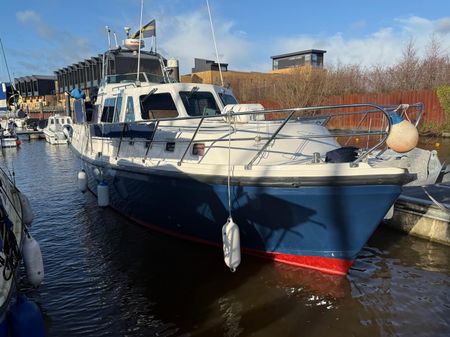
[323,90,446,128]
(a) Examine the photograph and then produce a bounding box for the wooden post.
[39,101,44,120]
[65,92,70,116]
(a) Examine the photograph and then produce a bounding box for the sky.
[0,0,450,81]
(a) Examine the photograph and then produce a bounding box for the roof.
[270,49,327,59]
[14,75,56,82]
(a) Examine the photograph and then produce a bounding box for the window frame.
[179,91,221,117]
[101,97,117,123]
[139,92,179,120]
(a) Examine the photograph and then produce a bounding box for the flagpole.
[136,0,144,82]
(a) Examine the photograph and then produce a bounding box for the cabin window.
[55,118,60,124]
[50,119,54,125]
[101,98,116,123]
[180,91,220,116]
[219,92,238,106]
[140,93,178,119]
[125,96,135,122]
[113,96,123,123]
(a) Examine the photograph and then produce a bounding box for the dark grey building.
[271,49,326,70]
[54,49,166,94]
[14,75,56,98]
[192,58,228,73]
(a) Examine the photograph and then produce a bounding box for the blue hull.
[82,162,401,274]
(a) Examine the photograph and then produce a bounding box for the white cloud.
[272,16,450,69]
[16,10,40,23]
[14,9,96,74]
[156,9,255,74]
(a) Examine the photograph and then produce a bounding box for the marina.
[0,0,449,335]
[2,140,449,336]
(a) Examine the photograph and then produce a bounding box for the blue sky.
[0,0,449,81]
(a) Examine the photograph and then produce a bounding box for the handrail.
[142,120,159,163]
[245,109,296,170]
[112,83,137,92]
[177,118,204,166]
[115,123,128,160]
[89,102,420,168]
[93,130,387,144]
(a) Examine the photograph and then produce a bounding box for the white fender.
[19,193,34,226]
[23,233,44,287]
[222,217,241,271]
[78,170,88,193]
[97,182,109,207]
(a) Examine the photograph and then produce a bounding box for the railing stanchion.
[177,117,204,166]
[142,121,159,163]
[245,110,296,170]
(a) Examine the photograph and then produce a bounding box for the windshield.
[219,92,238,106]
[179,91,220,116]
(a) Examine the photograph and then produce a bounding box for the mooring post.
[39,100,44,120]
[65,92,70,116]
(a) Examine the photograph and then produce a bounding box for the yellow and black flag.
[131,19,156,39]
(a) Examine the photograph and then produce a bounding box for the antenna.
[113,32,119,48]
[105,26,111,50]
[206,0,224,87]
[136,0,144,82]
[102,26,111,82]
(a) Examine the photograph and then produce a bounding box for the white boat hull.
[44,130,68,145]
[0,137,17,148]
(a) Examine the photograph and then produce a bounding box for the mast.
[0,38,15,90]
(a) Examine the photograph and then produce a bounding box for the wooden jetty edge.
[385,183,450,246]
[16,130,44,140]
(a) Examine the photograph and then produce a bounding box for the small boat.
[43,114,72,145]
[0,130,19,148]
[0,167,45,335]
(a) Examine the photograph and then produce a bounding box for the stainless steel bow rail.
[94,102,423,168]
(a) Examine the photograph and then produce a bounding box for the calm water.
[1,139,449,337]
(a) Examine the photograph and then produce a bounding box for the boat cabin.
[48,115,72,131]
[76,73,239,125]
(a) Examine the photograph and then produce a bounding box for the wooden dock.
[385,183,450,246]
[16,130,44,140]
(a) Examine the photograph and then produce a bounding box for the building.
[192,58,228,73]
[271,49,326,71]
[14,75,56,98]
[54,49,166,95]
